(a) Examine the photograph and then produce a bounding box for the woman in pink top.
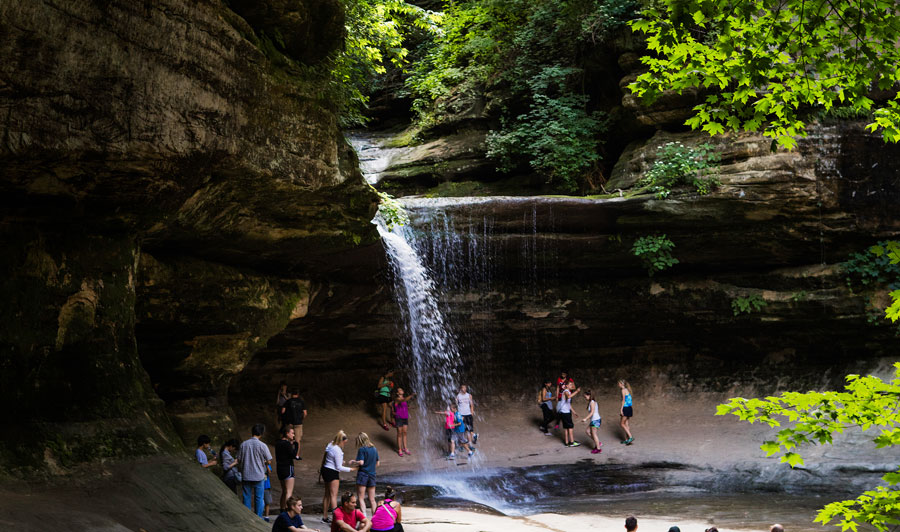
[371,486,403,532]
[392,388,416,456]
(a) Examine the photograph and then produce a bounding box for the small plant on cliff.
[374,188,410,229]
[844,241,900,329]
[638,142,721,199]
[731,294,767,316]
[632,235,678,276]
[717,363,900,531]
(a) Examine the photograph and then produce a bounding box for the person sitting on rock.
[195,434,217,468]
[331,492,370,532]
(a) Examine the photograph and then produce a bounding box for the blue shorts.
[590,419,602,428]
[356,470,377,487]
[622,406,633,418]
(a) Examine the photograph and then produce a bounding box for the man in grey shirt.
[237,423,272,518]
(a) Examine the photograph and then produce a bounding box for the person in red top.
[554,371,574,429]
[331,492,371,532]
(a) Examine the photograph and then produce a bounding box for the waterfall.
[374,215,471,464]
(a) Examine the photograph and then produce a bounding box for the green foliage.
[791,291,808,302]
[632,235,679,276]
[406,0,636,192]
[872,241,900,324]
[486,68,609,192]
[731,294,767,316]
[845,241,900,328]
[638,142,720,199]
[332,0,440,126]
[627,0,900,149]
[373,187,410,229]
[717,363,900,531]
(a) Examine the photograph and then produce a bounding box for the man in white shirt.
[455,384,477,446]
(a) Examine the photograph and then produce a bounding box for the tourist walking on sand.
[392,388,416,456]
[559,381,581,447]
[281,388,307,458]
[456,384,478,445]
[220,438,240,492]
[276,426,299,513]
[538,379,555,435]
[237,423,273,519]
[581,389,602,454]
[371,486,403,532]
[618,379,634,445]
[355,432,380,517]
[555,371,574,429]
[375,371,395,430]
[321,430,359,523]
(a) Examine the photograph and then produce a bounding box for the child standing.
[559,381,581,447]
[434,405,474,458]
[618,379,635,445]
[581,390,602,454]
[393,388,416,456]
[537,380,555,435]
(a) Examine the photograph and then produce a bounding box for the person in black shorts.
[275,426,299,513]
[281,388,307,457]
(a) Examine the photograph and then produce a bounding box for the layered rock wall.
[0,0,377,474]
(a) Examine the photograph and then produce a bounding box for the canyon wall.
[0,0,377,478]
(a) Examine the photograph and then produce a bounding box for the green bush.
[632,235,678,276]
[406,0,636,192]
[731,294,767,316]
[638,142,721,199]
[374,188,410,229]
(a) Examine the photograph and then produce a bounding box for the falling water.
[374,215,470,464]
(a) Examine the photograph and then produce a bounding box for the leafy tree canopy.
[628,0,900,149]
[718,364,900,531]
[407,0,635,192]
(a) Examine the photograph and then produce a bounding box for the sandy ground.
[254,393,889,531]
[1,393,889,531]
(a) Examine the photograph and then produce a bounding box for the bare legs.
[587,425,600,450]
[279,477,294,511]
[356,484,376,517]
[396,425,409,453]
[620,415,633,441]
[322,478,339,520]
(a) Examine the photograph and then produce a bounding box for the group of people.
[376,371,479,459]
[538,371,635,454]
[627,516,786,532]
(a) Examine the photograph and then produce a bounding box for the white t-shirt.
[589,399,601,421]
[559,390,573,414]
[456,392,473,416]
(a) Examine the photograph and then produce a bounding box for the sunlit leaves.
[333,0,440,126]
[717,363,900,530]
[628,0,900,149]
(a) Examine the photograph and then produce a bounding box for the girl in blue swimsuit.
[618,379,634,445]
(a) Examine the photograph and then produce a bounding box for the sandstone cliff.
[0,0,378,477]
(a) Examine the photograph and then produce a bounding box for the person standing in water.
[455,384,477,445]
[581,389,602,454]
[392,388,416,456]
[618,379,634,445]
[559,381,581,447]
[537,380,555,435]
[375,371,395,430]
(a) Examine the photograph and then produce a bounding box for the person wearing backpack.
[281,388,307,459]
